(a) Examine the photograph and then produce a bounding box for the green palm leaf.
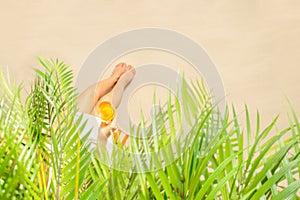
[1,58,299,199]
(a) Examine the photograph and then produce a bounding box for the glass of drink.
[98,101,128,147]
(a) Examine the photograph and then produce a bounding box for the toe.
[118,62,126,66]
[127,65,133,70]
[128,65,136,75]
[121,62,127,68]
[116,62,125,69]
[112,62,128,78]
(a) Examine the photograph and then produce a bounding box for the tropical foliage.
[0,58,299,199]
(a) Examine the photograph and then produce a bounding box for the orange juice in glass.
[98,101,115,125]
[98,101,128,146]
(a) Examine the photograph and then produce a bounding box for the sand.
[0,0,300,130]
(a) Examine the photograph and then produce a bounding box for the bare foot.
[127,64,136,74]
[111,63,127,82]
[94,64,136,111]
[108,65,135,106]
[119,64,136,85]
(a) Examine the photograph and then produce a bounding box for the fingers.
[99,122,117,137]
[99,125,110,138]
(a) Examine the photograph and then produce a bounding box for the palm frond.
[1,59,299,199]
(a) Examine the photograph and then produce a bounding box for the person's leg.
[92,65,136,115]
[93,65,135,147]
[77,63,128,114]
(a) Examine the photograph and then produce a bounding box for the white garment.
[75,112,113,153]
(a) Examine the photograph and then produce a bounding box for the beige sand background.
[1,0,300,130]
